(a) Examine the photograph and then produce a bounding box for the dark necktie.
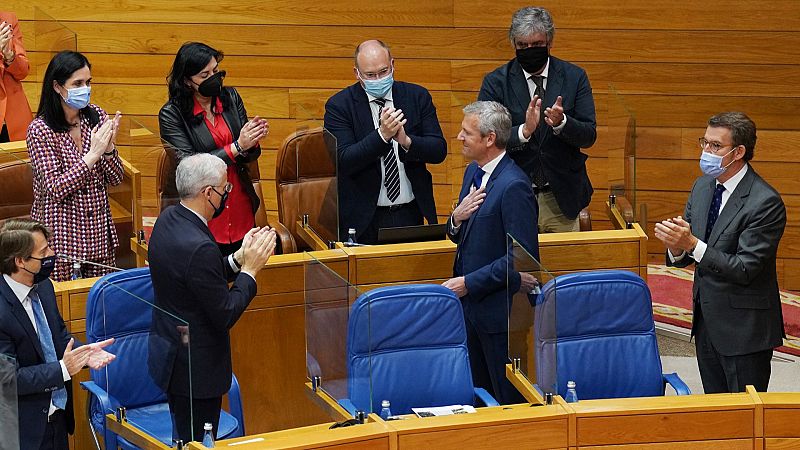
[374,98,401,202]
[30,289,68,410]
[705,183,726,242]
[529,75,548,188]
[472,167,485,190]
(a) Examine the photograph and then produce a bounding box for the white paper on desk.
[412,405,477,417]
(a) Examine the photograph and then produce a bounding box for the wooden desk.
[760,392,800,449]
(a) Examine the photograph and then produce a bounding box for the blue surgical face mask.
[699,147,736,178]
[360,71,394,99]
[62,85,91,110]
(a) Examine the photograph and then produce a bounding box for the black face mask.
[196,70,226,98]
[208,187,229,219]
[516,46,549,74]
[25,255,57,284]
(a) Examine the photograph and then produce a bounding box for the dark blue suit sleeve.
[187,241,257,332]
[556,69,597,150]
[401,89,447,165]
[464,178,538,300]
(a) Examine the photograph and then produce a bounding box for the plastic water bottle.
[346,228,357,246]
[565,380,579,403]
[71,262,82,280]
[201,422,215,448]
[379,400,393,420]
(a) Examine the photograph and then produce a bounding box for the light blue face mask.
[62,85,91,110]
[699,147,736,178]
[360,71,394,99]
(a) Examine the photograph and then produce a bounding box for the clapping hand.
[236,116,269,152]
[378,106,406,142]
[520,95,542,139]
[544,96,565,128]
[0,22,13,62]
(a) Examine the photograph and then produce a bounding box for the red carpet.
[649,264,800,356]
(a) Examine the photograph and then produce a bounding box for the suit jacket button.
[42,408,48,414]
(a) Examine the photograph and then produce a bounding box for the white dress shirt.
[365,91,415,206]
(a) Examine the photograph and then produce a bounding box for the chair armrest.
[337,399,358,417]
[80,380,121,415]
[227,373,245,434]
[270,219,297,254]
[663,372,691,395]
[473,387,500,407]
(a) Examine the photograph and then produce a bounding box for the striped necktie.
[374,98,401,202]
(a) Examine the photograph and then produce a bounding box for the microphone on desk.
[57,254,124,273]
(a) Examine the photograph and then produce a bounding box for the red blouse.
[193,97,254,244]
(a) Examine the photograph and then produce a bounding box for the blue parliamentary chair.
[338,284,499,416]
[534,270,690,400]
[80,268,245,448]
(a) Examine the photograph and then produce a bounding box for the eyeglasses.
[209,182,232,195]
[357,67,392,81]
[699,138,737,154]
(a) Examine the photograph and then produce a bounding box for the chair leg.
[86,396,103,450]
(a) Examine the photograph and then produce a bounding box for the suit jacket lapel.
[536,58,563,144]
[1,277,45,361]
[693,177,715,241]
[461,155,511,242]
[352,84,377,141]
[708,169,753,245]
[509,62,532,117]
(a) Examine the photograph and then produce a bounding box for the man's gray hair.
[175,153,226,200]
[463,101,512,149]
[509,6,555,45]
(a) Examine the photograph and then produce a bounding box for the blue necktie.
[472,167,485,190]
[29,289,68,410]
[705,183,726,242]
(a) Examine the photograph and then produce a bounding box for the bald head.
[354,39,392,73]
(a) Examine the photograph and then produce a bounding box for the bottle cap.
[381,400,390,407]
[203,422,212,430]
[567,380,576,388]
[73,262,81,268]
[348,228,356,234]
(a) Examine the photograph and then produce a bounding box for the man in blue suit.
[0,219,114,450]
[148,153,276,443]
[325,39,447,244]
[443,101,539,404]
[479,6,596,233]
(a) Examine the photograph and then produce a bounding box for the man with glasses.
[325,39,447,244]
[148,153,277,442]
[655,112,786,393]
[479,6,596,233]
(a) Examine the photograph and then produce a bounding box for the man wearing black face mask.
[0,219,115,450]
[479,6,597,233]
[148,153,276,443]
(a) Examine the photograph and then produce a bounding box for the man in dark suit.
[0,219,114,450]
[655,112,786,393]
[324,39,447,244]
[443,101,539,404]
[148,153,276,442]
[479,6,596,233]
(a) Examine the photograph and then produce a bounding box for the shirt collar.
[365,90,394,104]
[192,96,224,117]
[522,57,550,81]
[3,273,33,303]
[179,202,208,225]
[479,151,506,176]
[719,162,748,193]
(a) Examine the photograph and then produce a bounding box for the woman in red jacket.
[0,11,32,142]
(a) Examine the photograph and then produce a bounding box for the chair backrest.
[156,146,180,213]
[0,159,33,222]
[535,270,665,400]
[346,284,475,415]
[275,127,338,247]
[85,268,166,408]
